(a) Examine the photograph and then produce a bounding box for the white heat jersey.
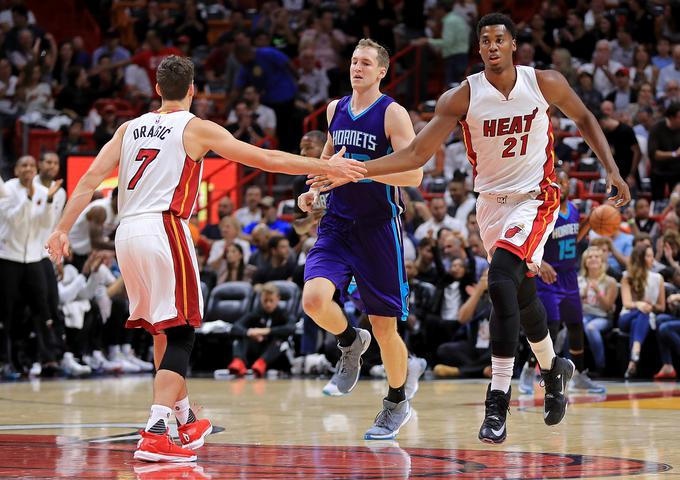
[118,110,201,220]
[460,65,556,195]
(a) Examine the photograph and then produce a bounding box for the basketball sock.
[490,356,514,393]
[386,383,406,403]
[174,396,197,426]
[570,350,585,372]
[337,322,357,347]
[529,333,556,371]
[566,322,585,372]
[145,404,172,434]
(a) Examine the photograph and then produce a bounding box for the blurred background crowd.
[1,0,680,386]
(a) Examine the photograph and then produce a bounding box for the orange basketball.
[589,204,621,236]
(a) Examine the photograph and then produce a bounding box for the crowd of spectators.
[1,0,680,384]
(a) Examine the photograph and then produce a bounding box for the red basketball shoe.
[178,418,213,450]
[134,429,197,462]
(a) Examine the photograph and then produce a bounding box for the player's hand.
[606,171,631,207]
[538,261,557,284]
[306,173,350,192]
[324,146,366,183]
[45,229,70,264]
[297,190,318,212]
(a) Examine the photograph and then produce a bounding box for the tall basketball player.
[299,39,423,440]
[318,14,631,443]
[45,56,366,462]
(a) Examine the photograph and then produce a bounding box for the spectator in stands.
[269,7,298,59]
[414,237,437,284]
[201,196,234,240]
[8,27,36,71]
[414,197,467,241]
[579,246,618,374]
[295,48,330,114]
[627,0,656,46]
[0,2,36,29]
[413,0,470,86]
[580,40,623,97]
[90,55,124,101]
[648,102,680,200]
[93,104,120,149]
[654,297,680,379]
[657,45,680,100]
[551,48,576,86]
[227,86,276,139]
[92,29,130,66]
[631,198,659,237]
[527,14,554,65]
[575,70,604,114]
[598,112,641,186]
[226,100,265,145]
[175,2,207,47]
[208,215,251,269]
[630,46,658,93]
[634,105,655,140]
[56,118,86,176]
[516,42,536,68]
[653,37,673,70]
[233,35,298,151]
[357,0,396,54]
[555,11,596,63]
[227,282,296,377]
[445,174,475,223]
[662,80,680,109]
[70,36,90,68]
[123,62,152,101]
[55,66,93,118]
[52,40,74,87]
[245,196,291,237]
[4,4,42,54]
[203,32,240,94]
[235,185,263,228]
[0,58,18,118]
[605,68,637,112]
[134,1,175,44]
[620,244,665,378]
[592,15,616,43]
[0,155,61,378]
[17,62,52,113]
[252,235,295,285]
[610,25,637,68]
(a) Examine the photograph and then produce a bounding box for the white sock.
[145,404,172,434]
[490,356,514,393]
[529,333,556,370]
[122,344,133,356]
[174,396,191,425]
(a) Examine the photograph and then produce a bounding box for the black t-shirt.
[605,122,638,178]
[648,120,680,175]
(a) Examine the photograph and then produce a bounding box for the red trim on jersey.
[459,120,478,179]
[126,316,199,335]
[495,239,526,259]
[170,155,201,219]
[162,212,187,323]
[541,109,557,190]
[525,184,560,262]
[173,214,202,323]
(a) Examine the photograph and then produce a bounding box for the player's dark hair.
[477,13,517,39]
[156,55,194,101]
[665,101,680,118]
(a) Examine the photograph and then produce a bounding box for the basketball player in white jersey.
[46,56,366,462]
[317,13,631,444]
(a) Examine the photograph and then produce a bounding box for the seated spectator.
[655,296,680,379]
[579,246,618,373]
[92,29,130,65]
[244,196,291,237]
[656,45,680,100]
[16,62,52,113]
[295,48,330,114]
[629,45,659,93]
[591,218,633,278]
[175,4,207,47]
[414,237,437,284]
[575,70,604,115]
[648,102,680,201]
[252,236,296,285]
[226,100,265,144]
[124,63,153,101]
[89,55,124,100]
[414,197,467,241]
[619,244,665,378]
[605,68,637,113]
[201,196,234,240]
[445,174,476,224]
[652,37,673,70]
[8,27,35,71]
[207,216,251,280]
[55,65,94,117]
[610,26,637,68]
[631,198,659,237]
[598,112,640,185]
[57,118,86,176]
[227,86,276,138]
[270,8,298,59]
[226,282,296,377]
[579,40,623,97]
[0,58,18,117]
[235,185,262,228]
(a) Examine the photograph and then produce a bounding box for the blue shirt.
[236,47,296,104]
[244,219,291,238]
[610,232,633,270]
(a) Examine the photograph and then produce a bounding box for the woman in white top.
[620,244,665,378]
[579,246,618,372]
[207,216,251,283]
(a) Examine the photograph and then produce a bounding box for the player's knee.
[158,325,195,377]
[370,317,398,344]
[302,290,328,317]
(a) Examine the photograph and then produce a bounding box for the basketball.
[589,204,621,236]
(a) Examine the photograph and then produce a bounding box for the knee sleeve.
[158,325,195,377]
[566,322,584,352]
[517,276,549,343]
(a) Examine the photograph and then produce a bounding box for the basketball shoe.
[478,385,511,444]
[569,369,606,394]
[134,429,197,462]
[518,362,537,395]
[364,398,412,440]
[178,418,213,450]
[405,356,427,401]
[322,328,371,396]
[540,356,575,425]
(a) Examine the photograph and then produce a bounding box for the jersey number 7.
[127,148,160,190]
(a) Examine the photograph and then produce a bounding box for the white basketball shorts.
[476,184,560,273]
[115,212,203,334]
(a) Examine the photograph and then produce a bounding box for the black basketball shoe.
[478,384,511,444]
[541,356,575,426]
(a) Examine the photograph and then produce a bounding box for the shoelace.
[373,406,396,428]
[484,393,510,428]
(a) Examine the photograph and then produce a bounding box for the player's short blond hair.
[355,39,390,70]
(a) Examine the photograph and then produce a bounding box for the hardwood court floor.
[0,376,677,479]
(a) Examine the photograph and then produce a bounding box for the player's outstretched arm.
[46,122,129,263]
[362,83,469,177]
[190,119,366,180]
[536,70,631,207]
